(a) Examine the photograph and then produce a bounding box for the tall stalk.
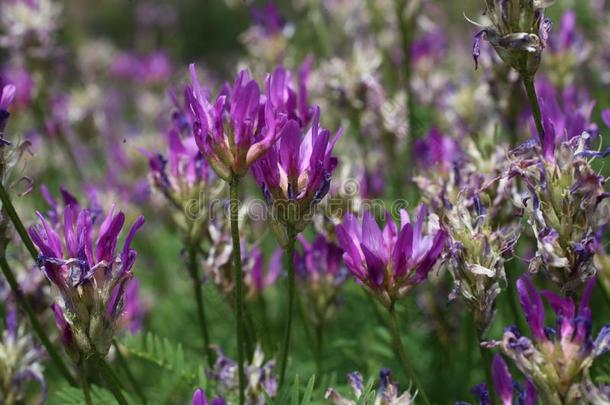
[79,363,93,405]
[229,174,246,405]
[523,76,545,141]
[186,243,214,368]
[387,304,431,405]
[278,224,297,389]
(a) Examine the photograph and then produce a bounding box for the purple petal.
[473,31,485,70]
[492,354,513,405]
[362,212,386,263]
[393,223,413,279]
[360,243,385,289]
[602,109,610,129]
[524,380,538,405]
[192,388,208,405]
[516,275,546,341]
[121,215,145,270]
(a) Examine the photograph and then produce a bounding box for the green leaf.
[291,374,300,405]
[301,374,316,405]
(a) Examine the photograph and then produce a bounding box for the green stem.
[95,355,130,405]
[278,224,297,389]
[523,76,545,142]
[112,339,146,403]
[315,322,324,380]
[79,363,93,405]
[0,183,39,259]
[599,281,610,308]
[387,304,431,405]
[229,174,246,405]
[0,256,76,385]
[476,328,498,405]
[244,307,257,359]
[186,244,214,368]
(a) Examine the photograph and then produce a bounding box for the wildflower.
[444,195,520,333]
[413,127,462,173]
[186,64,293,180]
[484,275,610,404]
[203,219,279,301]
[28,201,145,361]
[336,206,446,308]
[207,346,277,404]
[252,107,340,245]
[0,307,47,404]
[491,354,537,405]
[116,278,146,334]
[509,132,610,292]
[192,388,226,405]
[470,0,554,76]
[325,369,417,405]
[295,234,347,326]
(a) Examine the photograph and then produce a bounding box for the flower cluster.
[206,346,277,404]
[337,207,446,307]
[28,200,144,361]
[509,131,610,292]
[444,195,520,333]
[295,234,347,326]
[484,275,609,404]
[471,0,554,76]
[325,369,416,405]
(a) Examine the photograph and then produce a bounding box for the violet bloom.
[28,200,145,361]
[117,278,146,334]
[486,275,610,404]
[252,107,340,244]
[336,206,446,307]
[0,84,16,134]
[413,127,462,172]
[295,234,347,325]
[1,68,32,109]
[192,388,226,405]
[251,3,285,37]
[186,64,293,180]
[491,354,537,405]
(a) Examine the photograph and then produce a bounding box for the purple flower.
[1,68,32,109]
[111,51,172,85]
[28,198,145,359]
[251,3,285,37]
[192,388,226,405]
[336,206,446,307]
[414,127,462,172]
[118,278,146,334]
[186,64,292,180]
[492,275,608,402]
[252,105,340,240]
[325,369,416,404]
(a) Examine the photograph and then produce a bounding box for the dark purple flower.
[336,206,446,306]
[252,106,340,238]
[492,354,513,405]
[414,127,462,172]
[187,64,294,180]
[29,199,145,358]
[0,84,16,133]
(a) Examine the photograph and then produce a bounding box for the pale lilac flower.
[192,388,226,405]
[325,369,416,405]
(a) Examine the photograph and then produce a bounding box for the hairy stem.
[278,224,297,389]
[186,244,214,368]
[229,174,246,405]
[0,255,76,385]
[387,304,431,405]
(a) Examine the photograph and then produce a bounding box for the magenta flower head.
[486,275,610,403]
[252,107,340,244]
[28,200,145,361]
[336,206,447,307]
[186,64,292,180]
[192,388,226,405]
[0,84,16,134]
